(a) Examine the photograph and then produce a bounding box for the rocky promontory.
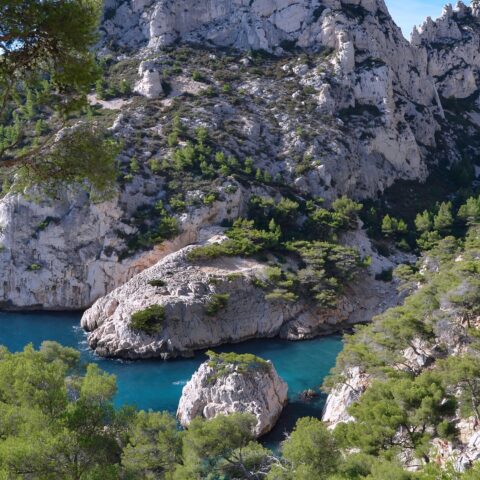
[177,352,288,437]
[81,241,348,359]
[80,225,399,359]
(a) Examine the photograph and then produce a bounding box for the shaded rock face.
[177,359,288,437]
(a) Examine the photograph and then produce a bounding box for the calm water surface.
[0,311,343,443]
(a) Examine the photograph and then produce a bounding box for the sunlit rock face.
[177,358,288,437]
[412,1,480,101]
[103,0,446,195]
[1,0,479,312]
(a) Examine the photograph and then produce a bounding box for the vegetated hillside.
[323,195,480,474]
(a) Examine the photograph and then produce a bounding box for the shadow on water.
[261,393,330,449]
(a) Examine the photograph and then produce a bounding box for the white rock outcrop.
[413,2,480,100]
[81,244,346,358]
[322,366,370,427]
[177,357,288,436]
[134,61,163,98]
[81,226,399,358]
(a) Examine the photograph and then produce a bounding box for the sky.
[385,0,450,37]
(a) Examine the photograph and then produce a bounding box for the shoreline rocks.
[177,353,288,437]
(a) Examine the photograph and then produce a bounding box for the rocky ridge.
[322,244,480,472]
[177,355,288,437]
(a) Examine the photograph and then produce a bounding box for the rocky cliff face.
[322,244,480,472]
[0,181,244,309]
[105,0,446,196]
[1,0,479,314]
[322,366,370,427]
[412,2,480,102]
[177,357,288,437]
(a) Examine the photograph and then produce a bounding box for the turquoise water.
[0,311,343,442]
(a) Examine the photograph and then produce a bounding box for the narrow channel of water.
[0,311,343,444]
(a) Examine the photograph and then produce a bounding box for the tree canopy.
[0,0,118,195]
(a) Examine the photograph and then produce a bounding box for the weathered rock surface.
[134,60,164,98]
[322,366,370,427]
[81,243,337,358]
[1,0,480,315]
[81,226,400,358]
[103,0,450,200]
[412,2,480,101]
[0,182,244,309]
[177,358,288,436]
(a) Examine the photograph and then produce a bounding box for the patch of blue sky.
[385,0,449,38]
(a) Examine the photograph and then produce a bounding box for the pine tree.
[458,197,480,226]
[244,157,254,175]
[433,202,453,233]
[0,0,114,194]
[381,215,396,237]
[415,210,433,233]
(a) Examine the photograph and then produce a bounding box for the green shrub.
[206,351,270,378]
[205,294,230,316]
[170,196,187,212]
[36,217,53,232]
[129,305,165,335]
[265,289,298,302]
[203,192,218,206]
[187,219,280,261]
[375,268,393,282]
[27,263,42,271]
[226,273,242,281]
[148,279,166,287]
[149,158,162,174]
[251,277,268,290]
[192,71,205,82]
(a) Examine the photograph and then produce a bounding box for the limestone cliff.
[0,181,244,309]
[177,355,288,437]
[412,2,480,102]
[81,227,399,359]
[0,0,479,314]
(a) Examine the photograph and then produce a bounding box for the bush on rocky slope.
[129,305,166,334]
[205,293,230,316]
[206,351,271,376]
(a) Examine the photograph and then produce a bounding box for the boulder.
[177,353,288,437]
